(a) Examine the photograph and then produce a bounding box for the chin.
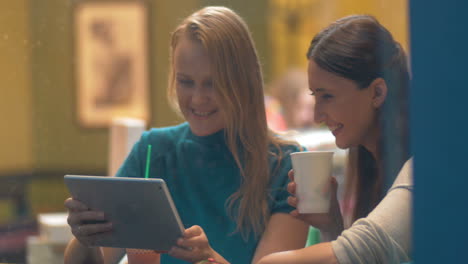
[191,129,212,136]
[190,126,222,137]
[335,139,351,150]
[335,143,349,150]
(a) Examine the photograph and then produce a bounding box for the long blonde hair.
[168,6,291,238]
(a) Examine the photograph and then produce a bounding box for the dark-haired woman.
[258,15,412,264]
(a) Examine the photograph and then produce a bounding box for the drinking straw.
[145,144,152,179]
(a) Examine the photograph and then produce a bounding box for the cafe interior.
[0,0,465,263]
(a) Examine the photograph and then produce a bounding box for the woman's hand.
[286,169,343,238]
[168,225,228,264]
[64,197,113,246]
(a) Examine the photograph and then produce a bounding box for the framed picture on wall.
[74,1,150,127]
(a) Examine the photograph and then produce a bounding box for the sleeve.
[331,159,413,264]
[269,144,303,214]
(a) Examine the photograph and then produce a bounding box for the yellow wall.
[27,0,273,173]
[0,0,33,173]
[149,1,200,127]
[27,0,201,173]
[201,0,272,80]
[0,0,268,174]
[0,0,271,175]
[334,0,409,50]
[269,0,409,78]
[0,0,409,174]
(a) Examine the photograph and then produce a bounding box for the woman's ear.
[369,78,388,108]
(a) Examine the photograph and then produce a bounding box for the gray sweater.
[331,159,413,264]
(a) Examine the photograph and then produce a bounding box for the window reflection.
[0,1,409,263]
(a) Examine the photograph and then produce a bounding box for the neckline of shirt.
[185,123,226,145]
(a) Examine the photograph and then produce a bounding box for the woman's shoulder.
[390,158,413,190]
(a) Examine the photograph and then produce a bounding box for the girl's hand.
[286,169,343,237]
[64,197,113,246]
[168,225,226,263]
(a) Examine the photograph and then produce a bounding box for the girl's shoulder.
[269,141,303,157]
[267,143,302,173]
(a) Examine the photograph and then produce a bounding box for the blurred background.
[0,0,408,262]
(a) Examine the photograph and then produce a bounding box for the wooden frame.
[74,1,149,127]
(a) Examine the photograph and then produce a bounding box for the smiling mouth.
[328,124,342,132]
[192,109,217,117]
[328,124,343,135]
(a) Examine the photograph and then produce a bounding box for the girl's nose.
[192,86,211,105]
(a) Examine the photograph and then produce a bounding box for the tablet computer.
[64,175,185,251]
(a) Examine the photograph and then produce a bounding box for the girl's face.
[308,60,379,150]
[173,35,224,136]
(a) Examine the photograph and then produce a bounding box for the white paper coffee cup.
[291,151,334,214]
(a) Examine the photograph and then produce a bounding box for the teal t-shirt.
[116,122,299,264]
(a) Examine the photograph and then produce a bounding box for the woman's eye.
[322,94,333,100]
[309,91,315,96]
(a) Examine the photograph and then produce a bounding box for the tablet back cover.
[64,175,184,251]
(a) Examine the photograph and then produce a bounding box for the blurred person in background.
[265,69,317,132]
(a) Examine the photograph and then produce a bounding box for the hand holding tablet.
[64,175,185,251]
[64,197,113,246]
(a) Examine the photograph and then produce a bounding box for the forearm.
[319,218,344,242]
[252,213,309,263]
[64,238,104,264]
[331,212,411,263]
[257,242,338,264]
[318,209,344,242]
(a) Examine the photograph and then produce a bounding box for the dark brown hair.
[307,15,410,221]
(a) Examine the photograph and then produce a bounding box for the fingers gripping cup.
[291,151,334,213]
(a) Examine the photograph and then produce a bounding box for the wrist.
[196,249,230,264]
[196,258,219,264]
[320,215,344,241]
[65,238,103,264]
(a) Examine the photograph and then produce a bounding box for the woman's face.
[308,60,378,150]
[173,35,224,136]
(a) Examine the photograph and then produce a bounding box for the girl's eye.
[309,91,315,96]
[322,94,333,100]
[177,78,194,86]
[204,80,213,89]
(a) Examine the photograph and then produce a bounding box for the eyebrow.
[176,73,213,84]
[175,73,190,78]
[314,88,327,92]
